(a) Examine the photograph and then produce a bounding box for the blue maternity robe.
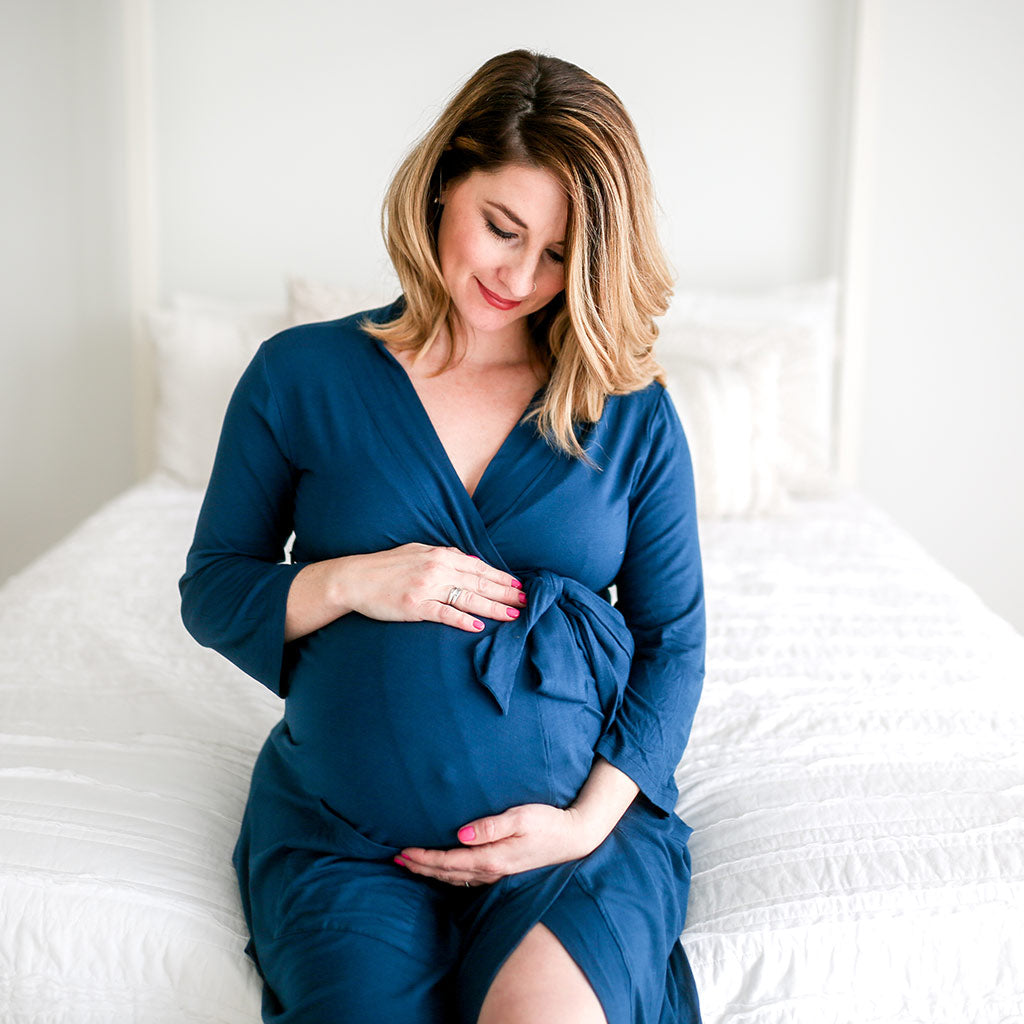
[179,296,706,1024]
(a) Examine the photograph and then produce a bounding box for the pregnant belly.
[282,614,605,849]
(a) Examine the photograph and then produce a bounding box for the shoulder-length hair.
[361,48,674,464]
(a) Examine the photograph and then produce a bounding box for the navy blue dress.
[179,297,706,1023]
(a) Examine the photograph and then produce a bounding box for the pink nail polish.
[518,592,527,605]
[506,607,519,618]
[511,579,522,589]
[458,826,476,841]
[473,620,484,630]
[394,855,407,866]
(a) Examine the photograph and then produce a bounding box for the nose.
[499,251,541,301]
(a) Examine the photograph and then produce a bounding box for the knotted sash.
[472,568,634,716]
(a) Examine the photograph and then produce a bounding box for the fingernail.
[506,607,519,618]
[511,579,522,588]
[518,592,527,605]
[394,855,408,866]
[473,620,484,630]
[458,826,476,842]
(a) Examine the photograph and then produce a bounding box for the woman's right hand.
[331,544,527,634]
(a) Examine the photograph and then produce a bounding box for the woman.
[180,49,705,1024]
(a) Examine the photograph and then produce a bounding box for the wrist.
[568,755,640,854]
[326,553,362,618]
[565,804,611,856]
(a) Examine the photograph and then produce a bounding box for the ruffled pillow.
[287,275,400,326]
[662,279,840,499]
[146,297,289,489]
[658,323,794,519]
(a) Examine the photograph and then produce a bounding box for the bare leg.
[477,921,608,1024]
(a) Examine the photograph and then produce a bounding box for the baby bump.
[281,614,608,850]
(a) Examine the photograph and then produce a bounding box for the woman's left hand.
[393,803,604,887]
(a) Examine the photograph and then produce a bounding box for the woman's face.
[436,163,567,346]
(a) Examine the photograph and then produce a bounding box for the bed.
[2,277,1022,1022]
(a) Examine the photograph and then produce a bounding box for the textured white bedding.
[682,499,1024,1022]
[1,475,1022,1022]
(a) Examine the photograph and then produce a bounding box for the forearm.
[284,556,360,642]
[569,754,640,850]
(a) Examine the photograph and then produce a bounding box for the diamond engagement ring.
[446,586,463,606]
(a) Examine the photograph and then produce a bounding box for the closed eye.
[484,219,564,264]
[485,219,515,242]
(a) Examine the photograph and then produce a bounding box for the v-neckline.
[371,336,548,505]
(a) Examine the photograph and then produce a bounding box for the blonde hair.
[361,49,674,464]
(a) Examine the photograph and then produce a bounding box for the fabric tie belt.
[472,568,635,716]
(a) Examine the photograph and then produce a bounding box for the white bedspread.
[1,475,1022,1022]
[683,497,1024,1022]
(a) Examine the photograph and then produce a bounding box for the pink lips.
[477,278,521,310]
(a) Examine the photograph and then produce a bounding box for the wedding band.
[446,586,463,606]
[463,881,471,887]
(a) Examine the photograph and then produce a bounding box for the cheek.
[538,266,566,301]
[440,219,492,273]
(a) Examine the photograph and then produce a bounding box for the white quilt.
[1,475,1022,1022]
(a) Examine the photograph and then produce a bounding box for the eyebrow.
[484,201,565,247]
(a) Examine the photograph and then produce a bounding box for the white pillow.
[663,279,840,498]
[146,299,289,489]
[287,275,400,326]
[659,327,794,520]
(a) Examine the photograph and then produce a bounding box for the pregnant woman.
[179,48,706,1024]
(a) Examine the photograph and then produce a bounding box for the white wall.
[0,0,135,583]
[151,0,851,303]
[857,0,1024,630]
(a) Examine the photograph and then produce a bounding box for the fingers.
[465,571,528,616]
[447,579,526,625]
[393,808,555,885]
[435,599,487,633]
[395,845,509,887]
[462,552,523,596]
[429,551,526,633]
[457,812,520,845]
[434,590,522,632]
[387,545,525,633]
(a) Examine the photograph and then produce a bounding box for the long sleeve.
[595,385,706,817]
[179,341,308,698]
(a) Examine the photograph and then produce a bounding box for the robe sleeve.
[594,385,706,817]
[178,341,309,698]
